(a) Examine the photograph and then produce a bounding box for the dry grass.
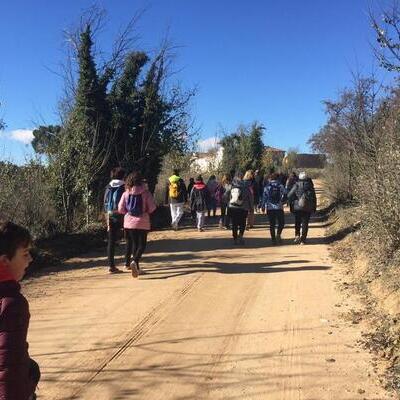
[329,207,400,395]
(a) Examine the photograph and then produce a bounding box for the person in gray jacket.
[226,172,254,245]
[287,171,316,244]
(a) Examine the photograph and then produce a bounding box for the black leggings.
[267,209,285,239]
[125,229,148,266]
[229,208,248,239]
[220,203,231,227]
[294,211,311,241]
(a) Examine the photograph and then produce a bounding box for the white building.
[191,147,224,173]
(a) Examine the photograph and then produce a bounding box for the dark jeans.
[125,229,148,266]
[267,209,285,239]
[229,207,248,239]
[107,215,123,268]
[207,198,217,217]
[294,211,311,241]
[220,203,231,227]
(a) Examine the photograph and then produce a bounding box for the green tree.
[220,122,265,173]
[239,122,264,171]
[31,125,62,155]
[220,133,240,174]
[109,48,194,193]
[32,10,195,230]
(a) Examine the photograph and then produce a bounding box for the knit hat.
[299,171,307,180]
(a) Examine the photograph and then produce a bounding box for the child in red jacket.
[0,221,40,400]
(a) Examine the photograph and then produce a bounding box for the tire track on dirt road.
[71,273,203,399]
[197,273,264,398]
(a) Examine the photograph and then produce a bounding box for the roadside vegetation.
[310,3,400,392]
[0,6,195,237]
[0,7,277,269]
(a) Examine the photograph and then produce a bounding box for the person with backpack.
[206,175,218,218]
[118,171,157,277]
[187,177,195,197]
[226,172,254,245]
[104,167,126,274]
[287,171,317,245]
[243,170,255,229]
[190,175,210,232]
[262,172,286,245]
[187,178,196,221]
[165,169,187,231]
[285,171,298,193]
[217,174,232,229]
[254,169,263,213]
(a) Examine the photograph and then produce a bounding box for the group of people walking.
[103,166,317,276]
[167,169,316,245]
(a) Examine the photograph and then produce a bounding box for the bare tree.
[370,1,400,72]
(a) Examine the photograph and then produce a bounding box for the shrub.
[0,160,57,238]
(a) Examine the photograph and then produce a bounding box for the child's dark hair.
[270,172,279,180]
[0,221,32,259]
[110,167,125,180]
[125,171,143,188]
[195,175,203,182]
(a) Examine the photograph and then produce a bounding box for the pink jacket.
[118,185,157,231]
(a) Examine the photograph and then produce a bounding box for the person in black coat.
[287,171,316,244]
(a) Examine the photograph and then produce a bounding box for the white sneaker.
[294,236,301,244]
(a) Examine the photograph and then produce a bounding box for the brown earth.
[23,187,394,400]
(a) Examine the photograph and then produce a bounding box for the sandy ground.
[23,188,393,400]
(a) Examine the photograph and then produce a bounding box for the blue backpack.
[105,185,125,213]
[126,194,143,217]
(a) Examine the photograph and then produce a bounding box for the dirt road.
[24,192,392,399]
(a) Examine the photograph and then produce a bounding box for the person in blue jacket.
[262,172,286,245]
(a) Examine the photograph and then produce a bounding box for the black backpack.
[193,188,205,210]
[267,182,282,205]
[297,182,315,211]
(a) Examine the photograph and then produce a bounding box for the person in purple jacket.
[0,220,40,400]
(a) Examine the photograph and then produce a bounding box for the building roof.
[264,146,285,153]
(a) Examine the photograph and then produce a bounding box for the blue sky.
[0,0,392,163]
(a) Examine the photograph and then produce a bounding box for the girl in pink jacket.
[118,171,156,277]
